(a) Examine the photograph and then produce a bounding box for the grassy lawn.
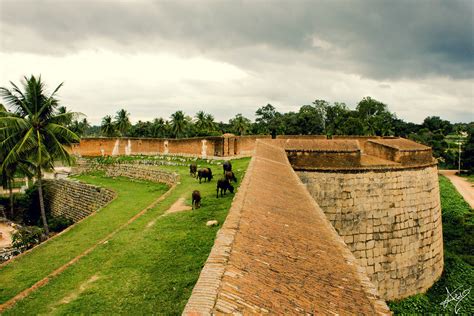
[0,176,168,304]
[2,157,250,314]
[388,175,474,314]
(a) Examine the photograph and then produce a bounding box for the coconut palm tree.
[101,115,117,137]
[204,113,216,132]
[115,109,131,136]
[151,118,166,138]
[0,75,80,236]
[195,111,207,133]
[229,114,251,136]
[170,110,187,138]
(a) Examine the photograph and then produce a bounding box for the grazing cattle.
[197,168,213,183]
[225,171,237,183]
[216,178,234,198]
[192,190,201,209]
[223,161,232,173]
[189,163,197,177]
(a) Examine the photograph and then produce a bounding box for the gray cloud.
[1,0,472,80]
[0,0,472,125]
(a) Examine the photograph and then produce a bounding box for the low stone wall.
[287,150,361,168]
[73,163,178,186]
[297,165,443,300]
[43,179,116,223]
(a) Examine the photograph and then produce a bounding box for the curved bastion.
[288,137,443,300]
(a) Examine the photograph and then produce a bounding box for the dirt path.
[439,170,474,209]
[0,223,16,248]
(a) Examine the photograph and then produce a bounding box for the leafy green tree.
[229,114,251,136]
[0,75,80,235]
[278,112,299,135]
[422,116,453,135]
[101,115,117,137]
[129,120,152,137]
[170,110,187,138]
[296,104,324,135]
[255,104,283,136]
[115,109,131,136]
[356,97,395,136]
[340,116,365,135]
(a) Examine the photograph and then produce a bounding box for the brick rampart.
[43,179,116,222]
[184,140,390,314]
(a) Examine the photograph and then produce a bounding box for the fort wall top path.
[183,140,390,315]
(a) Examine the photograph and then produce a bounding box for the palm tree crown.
[0,75,80,235]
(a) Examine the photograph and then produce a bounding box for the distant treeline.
[65,97,473,171]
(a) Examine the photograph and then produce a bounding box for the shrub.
[11,226,45,251]
[48,215,74,232]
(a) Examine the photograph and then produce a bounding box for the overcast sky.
[0,0,473,125]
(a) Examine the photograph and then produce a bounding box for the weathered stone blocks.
[43,179,116,222]
[297,165,443,300]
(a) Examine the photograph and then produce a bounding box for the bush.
[11,226,45,252]
[48,215,73,232]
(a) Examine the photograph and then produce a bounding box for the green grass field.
[1,157,250,315]
[388,175,474,314]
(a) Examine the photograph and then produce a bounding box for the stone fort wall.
[297,166,443,300]
[43,179,116,222]
[69,135,443,308]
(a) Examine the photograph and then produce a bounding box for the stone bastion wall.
[285,138,443,300]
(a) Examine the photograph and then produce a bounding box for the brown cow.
[192,190,201,209]
[197,168,213,183]
[216,178,234,198]
[222,161,232,173]
[189,163,197,177]
[225,171,237,183]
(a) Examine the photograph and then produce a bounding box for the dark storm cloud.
[1,0,472,80]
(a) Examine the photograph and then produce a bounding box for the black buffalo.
[216,178,234,198]
[197,168,213,183]
[225,171,237,183]
[192,190,201,209]
[189,163,197,177]
[223,161,232,173]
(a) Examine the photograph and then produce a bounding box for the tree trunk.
[37,167,49,237]
[9,181,14,219]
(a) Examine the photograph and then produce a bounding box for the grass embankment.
[388,176,473,314]
[2,157,250,314]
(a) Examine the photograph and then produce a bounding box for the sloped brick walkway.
[184,140,390,315]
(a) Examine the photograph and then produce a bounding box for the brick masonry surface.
[43,179,116,223]
[297,166,443,300]
[183,140,390,315]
